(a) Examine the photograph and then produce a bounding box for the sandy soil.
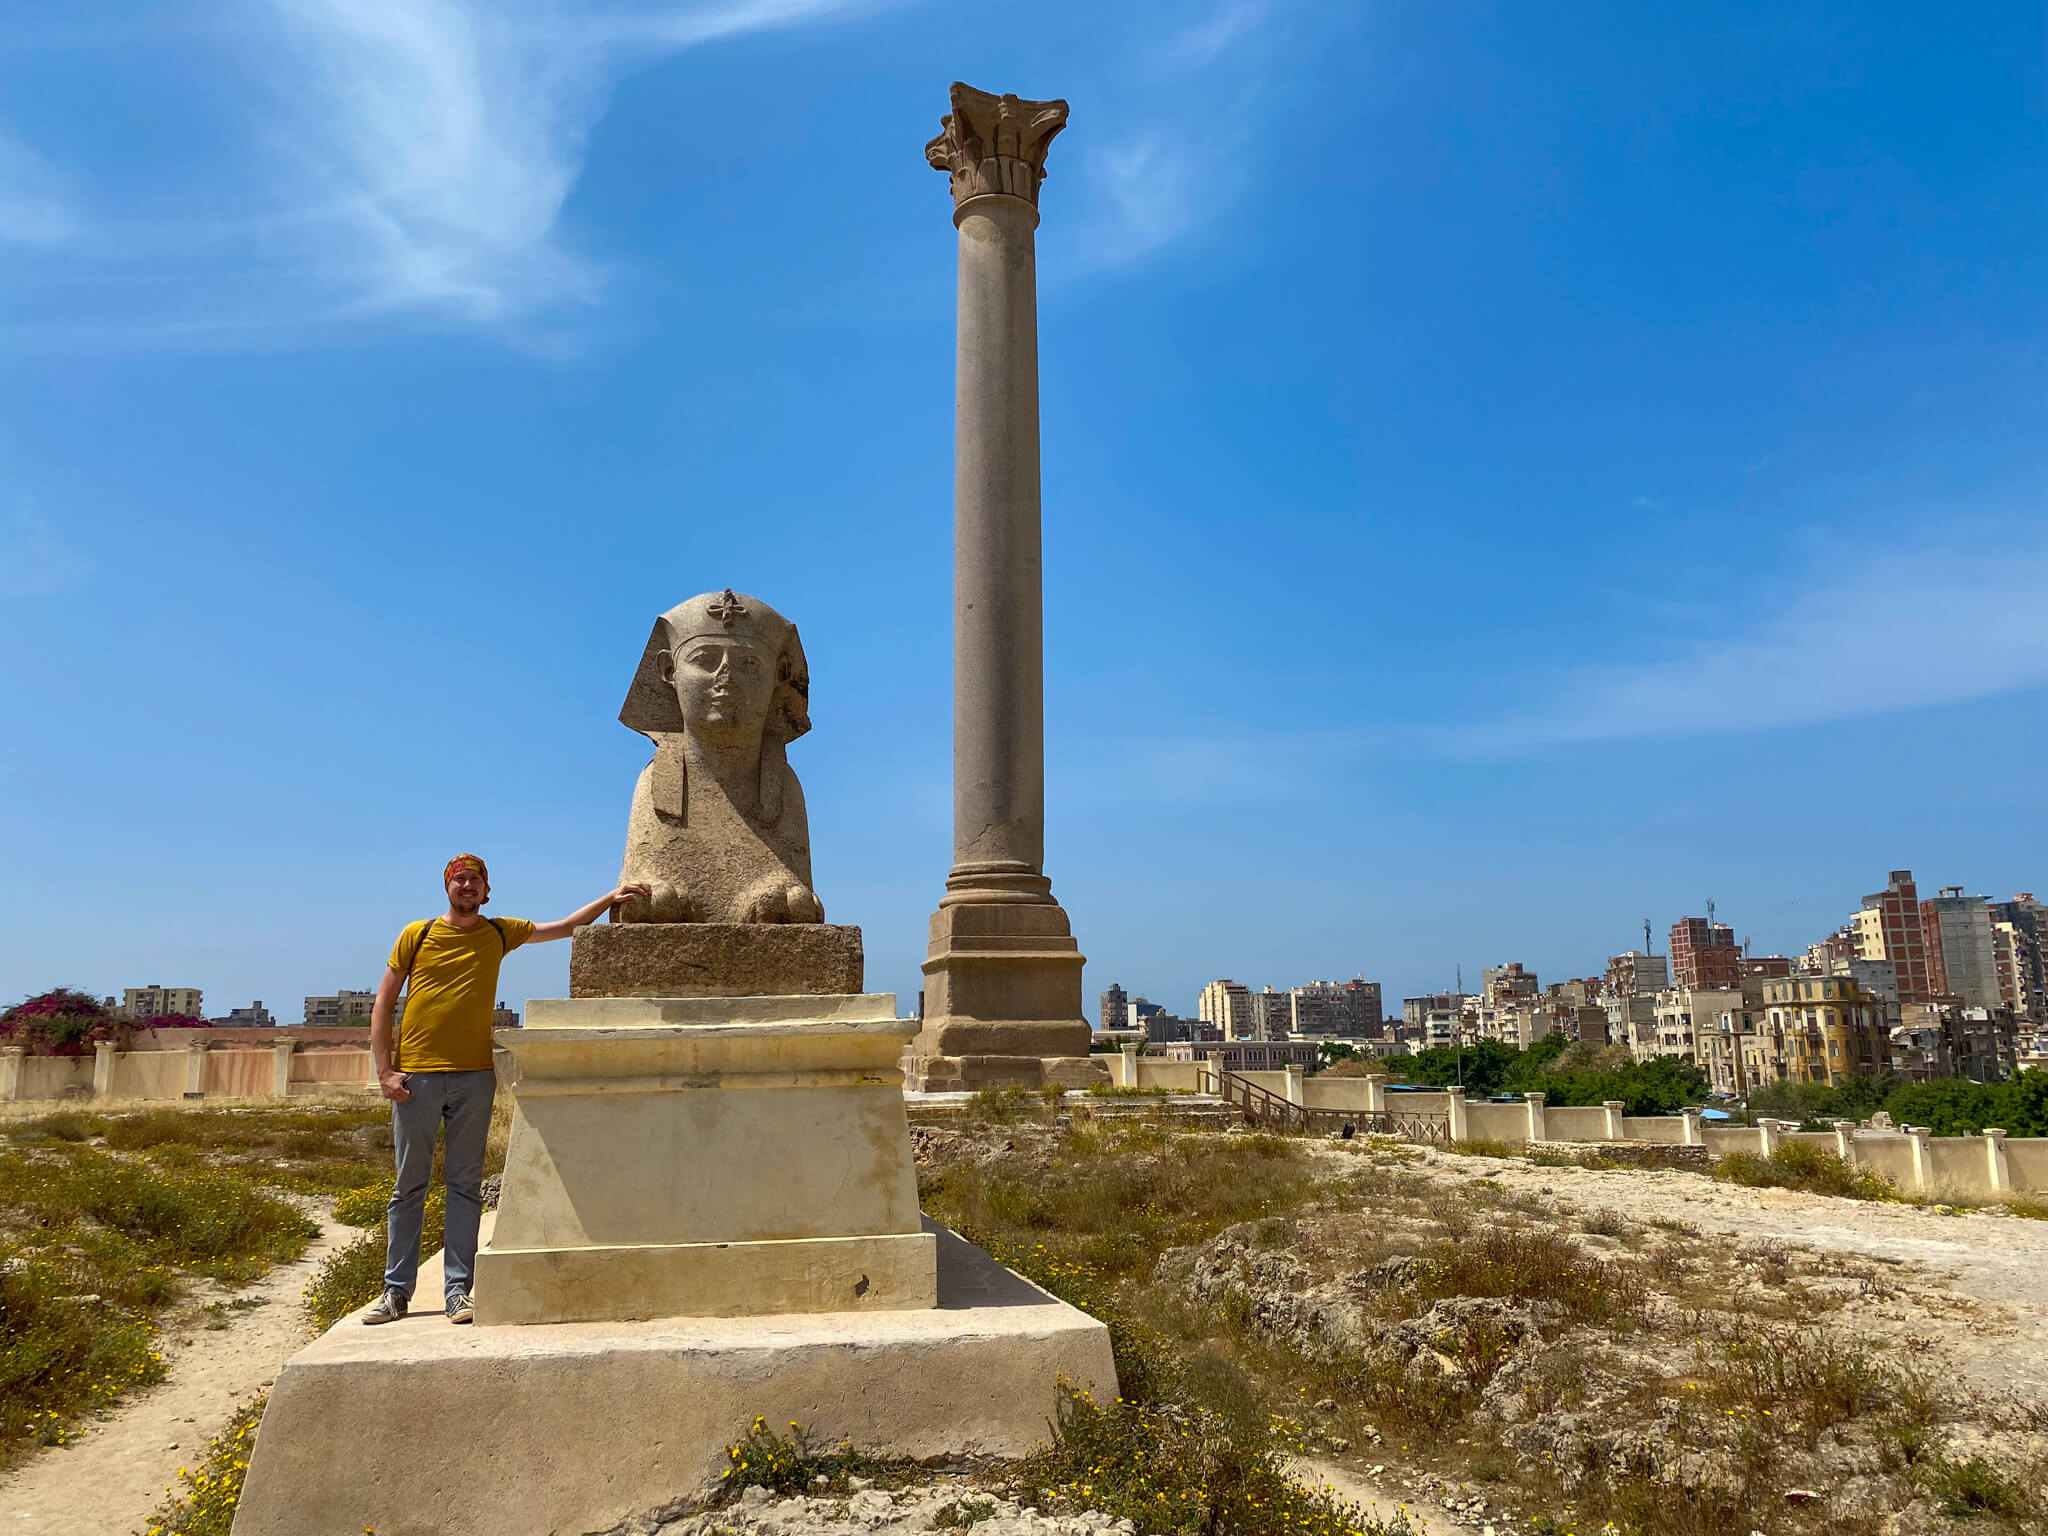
[0,1214,348,1536]
[1377,1145,2048,1404]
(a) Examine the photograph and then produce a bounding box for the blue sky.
[2,1,2042,1022]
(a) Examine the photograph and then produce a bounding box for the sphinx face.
[664,634,778,744]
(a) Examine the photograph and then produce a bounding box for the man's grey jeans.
[385,1068,495,1304]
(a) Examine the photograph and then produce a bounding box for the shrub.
[0,1148,316,1278]
[1714,1143,1896,1201]
[305,1235,386,1331]
[1415,1225,1644,1325]
[304,1184,443,1329]
[0,1254,166,1467]
[142,1397,263,1536]
[1922,1455,2030,1518]
[97,1106,391,1195]
[965,1085,1039,1123]
[0,989,127,1057]
[17,1110,109,1142]
[718,1415,892,1497]
[1025,1383,1408,1536]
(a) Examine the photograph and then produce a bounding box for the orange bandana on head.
[444,854,490,903]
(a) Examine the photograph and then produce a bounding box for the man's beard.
[450,895,483,914]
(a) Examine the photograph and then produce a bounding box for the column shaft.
[950,195,1045,886]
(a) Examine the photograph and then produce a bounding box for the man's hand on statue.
[379,1068,411,1103]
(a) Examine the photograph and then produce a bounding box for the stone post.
[1364,1074,1387,1114]
[1830,1119,1857,1162]
[1283,1063,1305,1107]
[910,82,1098,1093]
[93,1040,117,1099]
[183,1042,209,1100]
[1445,1085,1468,1142]
[1603,1099,1626,1140]
[0,1048,22,1102]
[1118,1044,1139,1089]
[1680,1106,1704,1147]
[1904,1125,1932,1193]
[1984,1128,2010,1196]
[1758,1117,1787,1154]
[1524,1091,1547,1144]
[272,1040,297,1099]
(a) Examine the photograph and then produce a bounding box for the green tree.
[1311,1040,1356,1075]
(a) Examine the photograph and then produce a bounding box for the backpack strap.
[401,917,508,988]
[402,920,437,982]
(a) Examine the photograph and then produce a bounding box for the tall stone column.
[911,82,1100,1092]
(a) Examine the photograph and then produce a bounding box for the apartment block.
[1669,917,1743,989]
[1854,870,1936,1004]
[1604,951,1669,1000]
[1921,887,2001,1012]
[1289,978,1383,1037]
[210,1001,276,1028]
[120,985,204,1023]
[1098,983,1129,1034]
[303,989,399,1027]
[1197,980,1255,1040]
[1760,974,1890,1085]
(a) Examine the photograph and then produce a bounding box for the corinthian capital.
[925,82,1069,208]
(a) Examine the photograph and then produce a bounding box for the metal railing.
[1214,1070,1449,1144]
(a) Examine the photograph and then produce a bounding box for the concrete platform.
[231,1218,1115,1536]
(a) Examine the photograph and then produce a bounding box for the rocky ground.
[599,1480,1140,1536]
[908,1114,2048,1536]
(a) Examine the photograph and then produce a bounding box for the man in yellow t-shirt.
[363,854,647,1326]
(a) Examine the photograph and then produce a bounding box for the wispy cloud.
[1,0,880,344]
[1067,0,1305,266]
[262,0,872,325]
[1453,530,2048,753]
[0,501,89,596]
[0,128,74,248]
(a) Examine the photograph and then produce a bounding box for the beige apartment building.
[1760,974,1889,1085]
[119,985,204,1022]
[1196,980,1254,1039]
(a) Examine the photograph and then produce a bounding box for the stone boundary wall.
[1122,1061,2048,1200]
[0,1041,376,1104]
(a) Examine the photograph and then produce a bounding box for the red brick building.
[1669,917,1743,989]
[1855,870,1937,1004]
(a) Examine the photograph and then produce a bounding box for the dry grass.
[1714,1142,1897,1201]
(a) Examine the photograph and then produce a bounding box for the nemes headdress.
[617,590,811,824]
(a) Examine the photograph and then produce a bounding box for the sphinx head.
[619,592,811,821]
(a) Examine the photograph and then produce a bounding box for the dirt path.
[1290,1455,1488,1535]
[0,1215,348,1536]
[1391,1146,2048,1402]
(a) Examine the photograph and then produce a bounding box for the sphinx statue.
[612,589,824,925]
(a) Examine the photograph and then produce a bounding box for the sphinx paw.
[785,885,824,924]
[622,882,696,923]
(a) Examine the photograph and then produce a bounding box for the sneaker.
[361,1288,408,1325]
[446,1292,475,1325]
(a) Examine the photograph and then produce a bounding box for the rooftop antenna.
[1707,898,1717,931]
[1455,963,1463,996]
[1643,917,1653,955]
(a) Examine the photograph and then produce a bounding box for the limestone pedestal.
[478,993,932,1325]
[231,1218,1115,1536]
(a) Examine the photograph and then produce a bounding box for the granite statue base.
[481,993,929,1325]
[569,922,864,998]
[230,1220,1115,1536]
[911,900,1102,1089]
